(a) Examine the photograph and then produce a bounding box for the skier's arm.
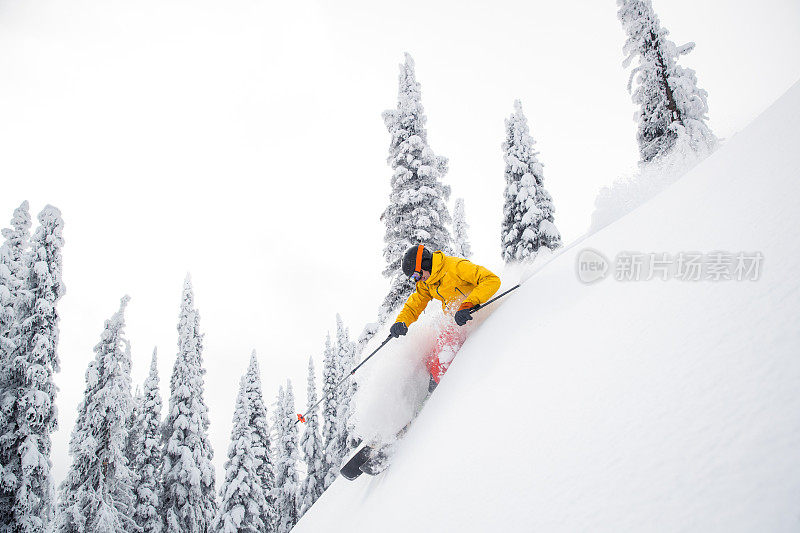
[395,285,433,326]
[455,259,501,308]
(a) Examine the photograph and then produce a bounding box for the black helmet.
[402,245,433,278]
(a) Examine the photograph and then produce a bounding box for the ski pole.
[467,283,521,314]
[296,333,394,424]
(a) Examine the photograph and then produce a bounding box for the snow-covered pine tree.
[242,351,276,532]
[451,198,473,259]
[333,315,357,456]
[380,53,453,322]
[501,100,562,262]
[125,387,143,511]
[0,236,9,527]
[132,349,163,533]
[298,357,325,517]
[214,373,268,533]
[272,383,299,533]
[0,246,8,531]
[0,205,64,533]
[0,201,32,530]
[161,276,217,533]
[57,297,136,533]
[618,0,717,164]
[320,334,339,489]
[123,386,144,522]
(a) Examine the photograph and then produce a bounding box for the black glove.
[390,322,408,338]
[454,308,473,326]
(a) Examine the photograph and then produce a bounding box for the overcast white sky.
[1,0,798,486]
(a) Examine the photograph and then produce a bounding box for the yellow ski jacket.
[395,251,501,326]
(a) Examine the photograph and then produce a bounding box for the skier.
[389,245,501,391]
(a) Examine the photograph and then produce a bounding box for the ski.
[339,443,375,481]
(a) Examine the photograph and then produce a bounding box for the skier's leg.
[424,324,468,385]
[425,350,444,384]
[427,373,439,393]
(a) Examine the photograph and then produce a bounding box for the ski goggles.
[409,244,425,281]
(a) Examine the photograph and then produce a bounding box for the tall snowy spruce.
[161,276,217,532]
[618,0,717,164]
[125,388,142,489]
[333,315,357,460]
[214,374,269,533]
[451,198,473,259]
[124,387,142,530]
[132,349,163,533]
[501,100,562,262]
[380,53,453,321]
[320,334,339,489]
[242,351,276,532]
[298,357,325,517]
[0,202,32,531]
[57,297,135,533]
[272,383,299,533]
[0,204,64,533]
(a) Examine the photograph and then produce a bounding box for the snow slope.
[295,81,800,532]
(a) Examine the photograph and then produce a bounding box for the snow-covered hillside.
[295,81,800,532]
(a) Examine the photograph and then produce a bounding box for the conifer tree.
[298,357,325,516]
[57,297,135,533]
[132,349,163,533]
[380,53,453,321]
[126,388,143,486]
[161,276,216,532]
[1,205,64,532]
[452,198,473,259]
[0,240,10,531]
[501,100,562,262]
[214,374,268,533]
[272,383,299,533]
[618,0,717,163]
[333,315,357,457]
[320,334,339,489]
[0,202,31,530]
[242,351,276,532]
[124,387,142,531]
